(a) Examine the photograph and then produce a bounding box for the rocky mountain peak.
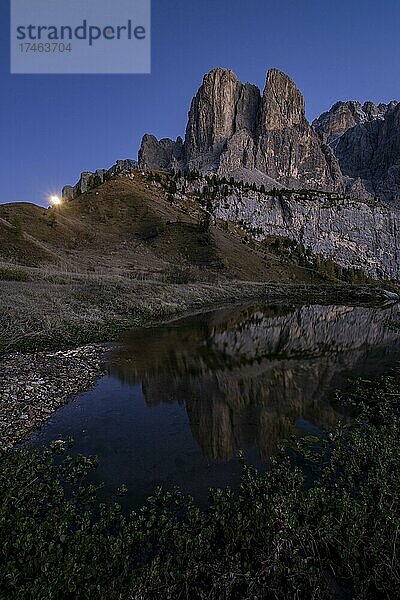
[255,69,342,190]
[139,66,342,191]
[313,99,400,203]
[261,69,305,130]
[313,100,399,145]
[138,134,183,170]
[183,67,261,170]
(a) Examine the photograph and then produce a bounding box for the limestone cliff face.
[176,176,400,280]
[313,101,400,203]
[214,190,400,280]
[139,67,342,191]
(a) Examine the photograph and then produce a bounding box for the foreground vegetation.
[1,375,399,599]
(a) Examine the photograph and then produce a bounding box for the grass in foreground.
[1,376,399,599]
[0,264,391,356]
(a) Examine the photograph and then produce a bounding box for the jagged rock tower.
[139,67,343,191]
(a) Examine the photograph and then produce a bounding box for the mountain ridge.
[139,66,399,204]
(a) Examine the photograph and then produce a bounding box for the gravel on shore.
[0,344,108,452]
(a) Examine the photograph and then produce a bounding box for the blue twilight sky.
[1,0,400,206]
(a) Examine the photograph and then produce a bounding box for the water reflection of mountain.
[110,304,400,463]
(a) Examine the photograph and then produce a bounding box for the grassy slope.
[0,174,323,281]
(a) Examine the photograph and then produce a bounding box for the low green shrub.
[1,376,399,599]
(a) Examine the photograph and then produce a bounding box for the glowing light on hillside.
[49,195,62,206]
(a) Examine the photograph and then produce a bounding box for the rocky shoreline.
[0,344,109,452]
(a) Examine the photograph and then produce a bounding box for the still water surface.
[30,303,400,507]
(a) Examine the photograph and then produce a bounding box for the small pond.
[30,302,400,507]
